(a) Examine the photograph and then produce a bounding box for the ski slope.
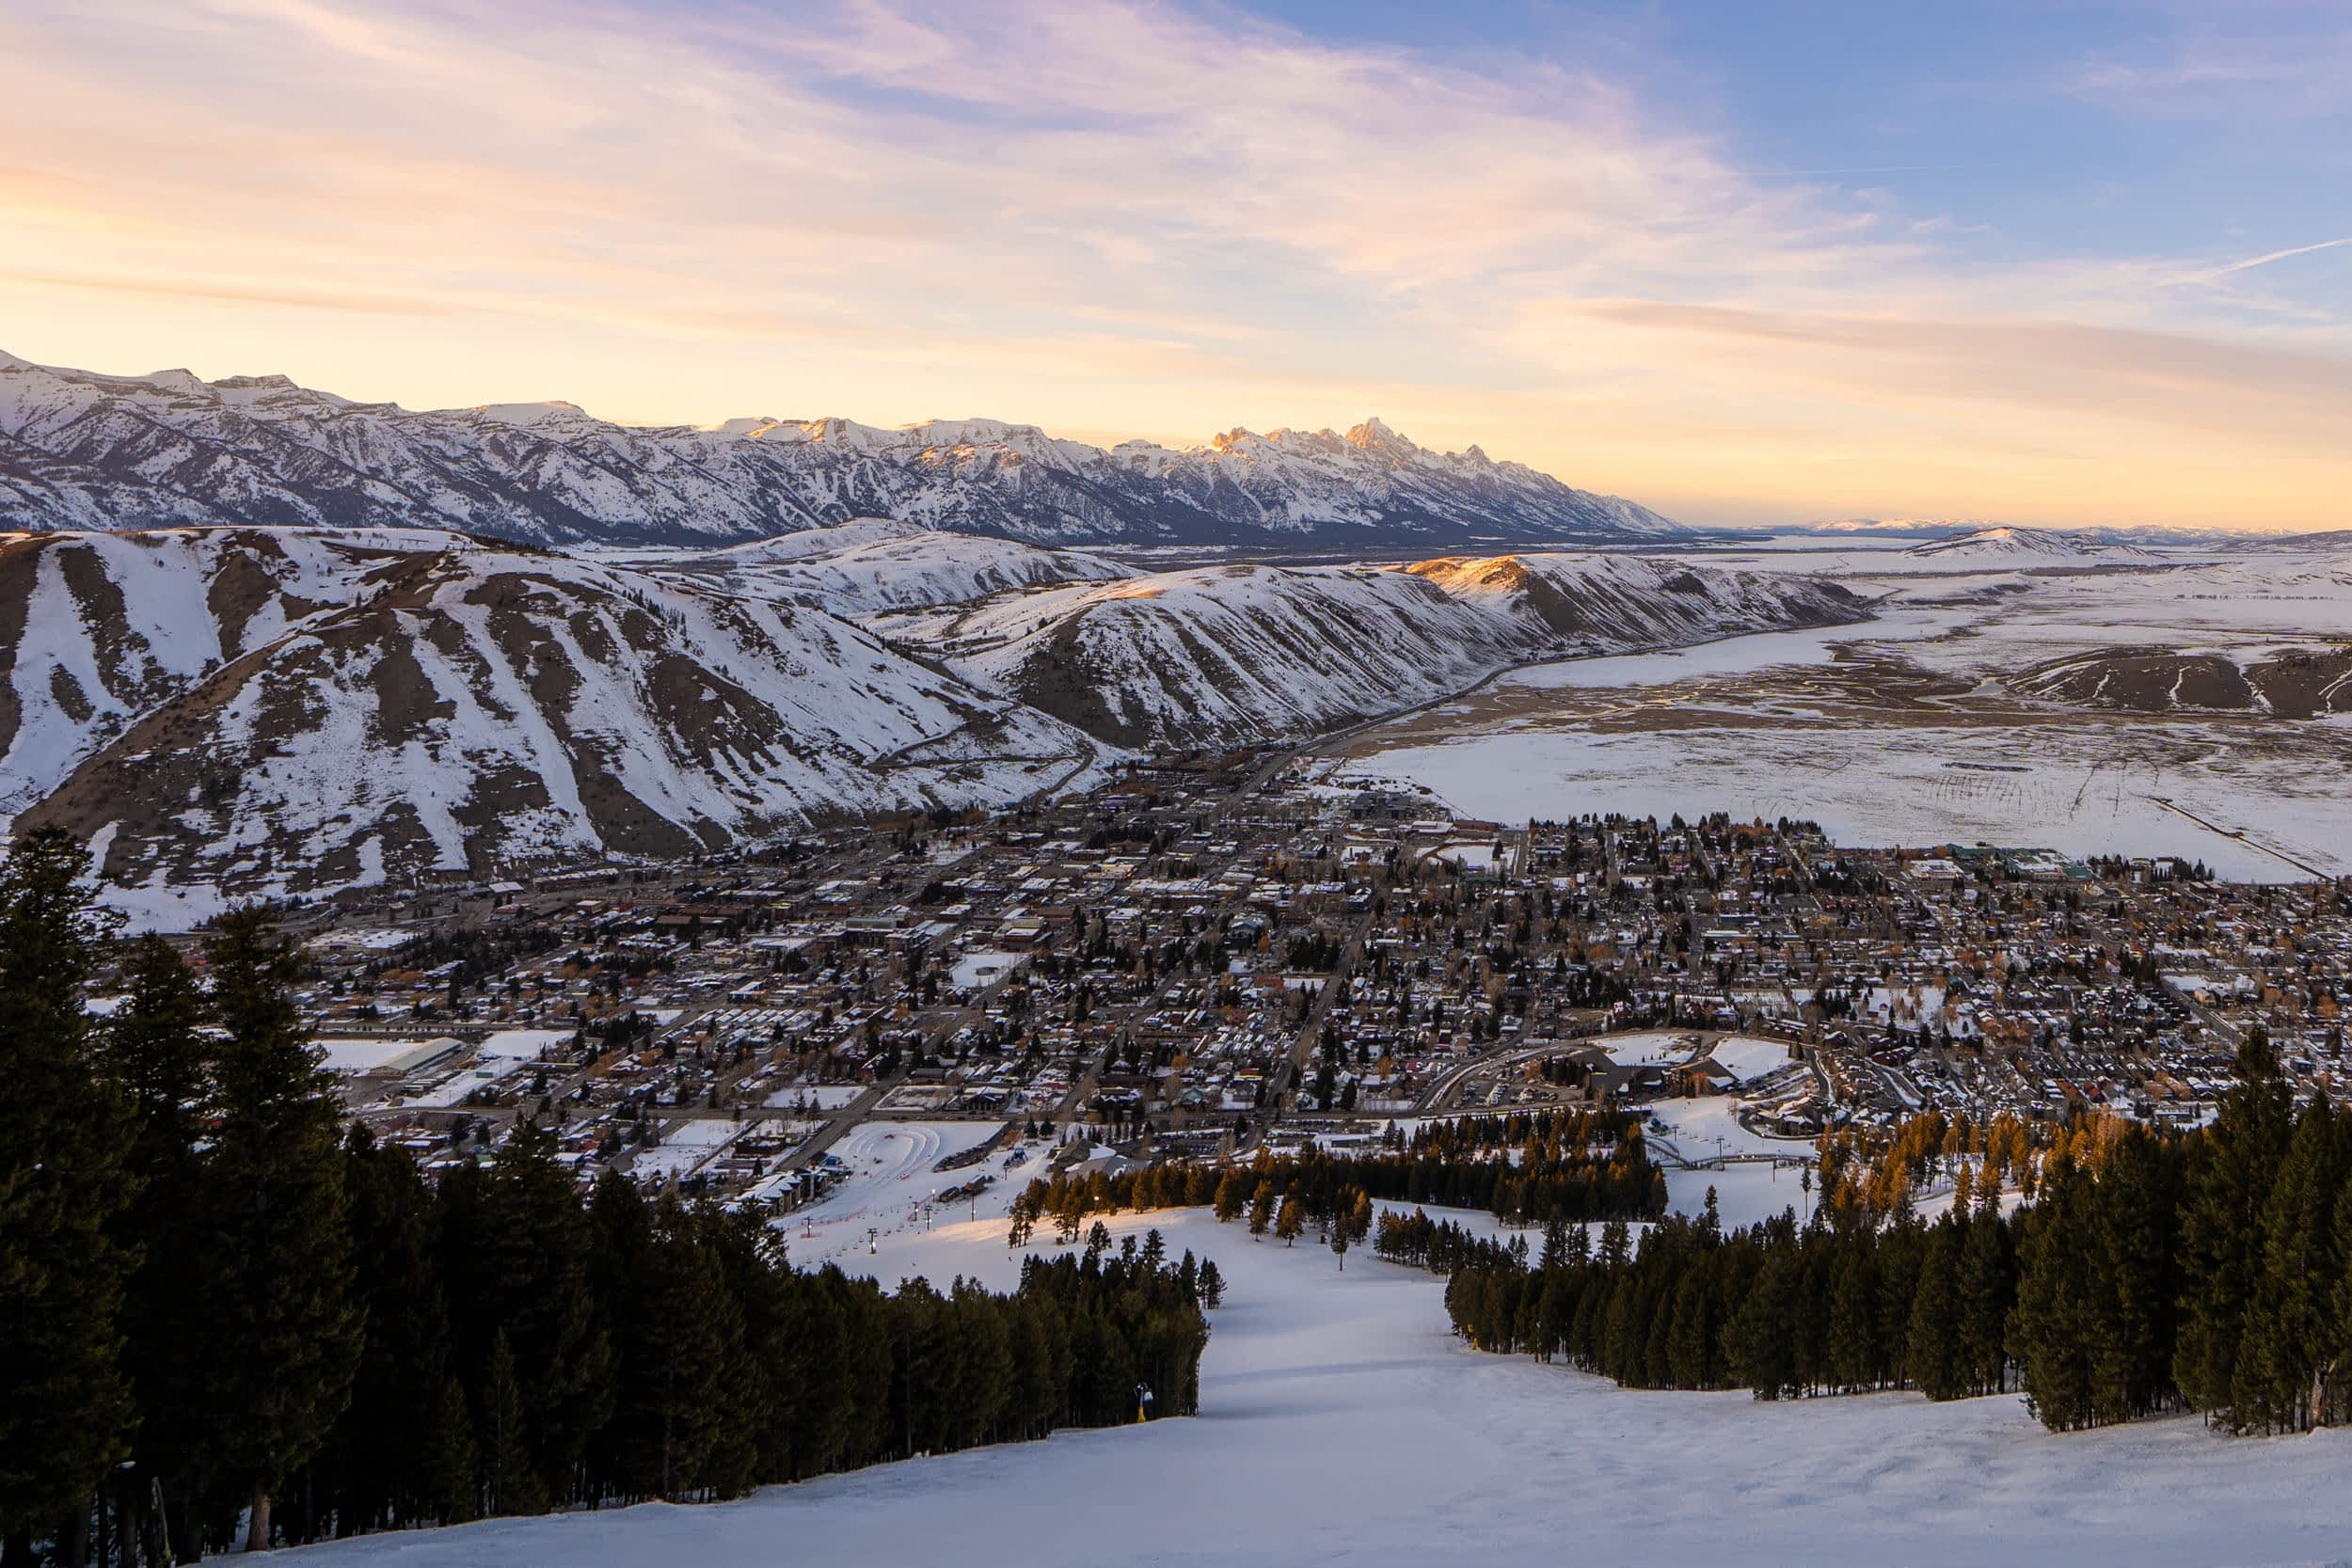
[281,1200,2352,1567]
[782,1121,1013,1271]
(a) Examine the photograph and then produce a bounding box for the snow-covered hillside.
[909,553,1865,748]
[0,527,425,818]
[7,529,1107,911]
[1902,526,2156,563]
[0,351,1682,548]
[1,527,1861,914]
[272,1199,2352,1568]
[644,518,1132,615]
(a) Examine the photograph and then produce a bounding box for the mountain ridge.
[0,351,1682,550]
[0,524,1864,918]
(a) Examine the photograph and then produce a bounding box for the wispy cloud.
[2201,236,2352,281]
[0,0,2345,529]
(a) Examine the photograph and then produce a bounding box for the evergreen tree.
[1826,1233,1882,1391]
[455,1122,613,1505]
[2010,1157,2099,1430]
[0,832,133,1564]
[475,1332,537,1516]
[2173,1031,2293,1428]
[2087,1125,2182,1424]
[2239,1097,2347,1431]
[197,905,363,1549]
[1906,1219,1967,1400]
[1956,1202,2015,1394]
[305,1125,469,1534]
[104,935,216,1556]
[599,1187,742,1500]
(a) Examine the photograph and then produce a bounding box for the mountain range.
[1,524,1863,916]
[0,351,1680,549]
[1899,526,2158,563]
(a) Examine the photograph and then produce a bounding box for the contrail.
[2205,234,2352,278]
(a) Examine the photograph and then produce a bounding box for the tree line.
[0,831,1213,1563]
[1005,1107,1664,1249]
[1441,1032,2352,1435]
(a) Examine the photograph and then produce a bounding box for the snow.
[276,1201,2352,1568]
[314,1037,426,1074]
[1644,1096,1820,1231]
[644,523,1131,616]
[1,353,1687,548]
[475,1028,575,1064]
[782,1121,1012,1272]
[1902,526,2156,563]
[1705,1034,1795,1084]
[949,949,1022,990]
[628,1117,781,1182]
[1593,1030,1694,1068]
[24,530,1112,923]
[1334,551,2352,880]
[761,1084,865,1111]
[929,553,1856,752]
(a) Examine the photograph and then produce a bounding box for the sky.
[3,0,2348,531]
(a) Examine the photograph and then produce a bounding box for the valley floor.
[280,1204,2352,1568]
[1328,558,2352,880]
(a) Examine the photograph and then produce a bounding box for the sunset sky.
[6,0,2348,531]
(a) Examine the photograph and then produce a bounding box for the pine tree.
[0,832,134,1560]
[1907,1219,1967,1400]
[1826,1233,1882,1391]
[310,1127,466,1532]
[457,1122,613,1505]
[2173,1031,2293,1428]
[2239,1097,2346,1431]
[476,1331,539,1516]
[1725,1214,1803,1399]
[600,1188,741,1500]
[1956,1204,2015,1394]
[2088,1124,2182,1424]
[198,905,363,1549]
[104,935,216,1553]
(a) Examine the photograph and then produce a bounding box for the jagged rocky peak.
[0,349,1690,547]
[1344,416,1416,453]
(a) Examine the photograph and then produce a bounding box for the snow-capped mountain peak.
[1344,416,1414,453]
[0,349,1688,549]
[1903,525,2155,562]
[468,399,591,426]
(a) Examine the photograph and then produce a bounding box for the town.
[87,750,2335,1228]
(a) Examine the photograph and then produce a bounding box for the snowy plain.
[1330,549,2352,879]
[278,1194,2352,1568]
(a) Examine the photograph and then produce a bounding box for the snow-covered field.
[1330,551,2352,879]
[1644,1096,1820,1230]
[280,1196,2352,1568]
[782,1121,1016,1273]
[1594,1030,1693,1067]
[761,1084,865,1112]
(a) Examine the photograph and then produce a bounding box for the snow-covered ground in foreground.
[279,1199,2352,1568]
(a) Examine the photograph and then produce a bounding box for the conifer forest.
[0,832,1210,1562]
